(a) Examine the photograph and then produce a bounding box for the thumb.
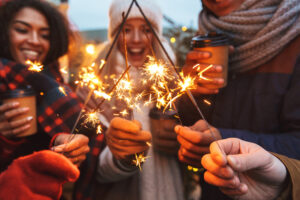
[227,152,268,172]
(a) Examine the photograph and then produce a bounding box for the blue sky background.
[68,0,202,31]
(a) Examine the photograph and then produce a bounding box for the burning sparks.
[133,153,149,171]
[193,64,214,81]
[86,44,95,55]
[96,125,102,134]
[83,111,101,128]
[203,99,212,106]
[59,86,67,96]
[26,60,44,72]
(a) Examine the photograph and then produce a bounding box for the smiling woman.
[9,7,50,64]
[74,0,183,200]
[0,0,89,174]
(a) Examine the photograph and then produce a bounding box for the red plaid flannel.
[0,58,82,137]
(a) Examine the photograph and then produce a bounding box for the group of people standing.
[0,0,300,200]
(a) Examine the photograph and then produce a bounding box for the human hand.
[175,120,221,167]
[106,117,152,163]
[0,102,33,138]
[52,133,90,166]
[201,138,287,200]
[151,117,179,155]
[183,50,224,94]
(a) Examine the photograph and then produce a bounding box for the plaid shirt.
[0,58,82,136]
[0,58,82,170]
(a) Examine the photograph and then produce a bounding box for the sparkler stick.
[134,0,217,141]
[93,65,132,112]
[94,0,135,76]
[143,31,183,124]
[70,60,106,134]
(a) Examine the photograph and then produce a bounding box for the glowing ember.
[26,60,43,72]
[203,99,212,106]
[83,111,100,128]
[96,125,102,134]
[59,86,67,96]
[193,64,213,81]
[133,153,149,171]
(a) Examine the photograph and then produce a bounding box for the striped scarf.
[198,0,300,72]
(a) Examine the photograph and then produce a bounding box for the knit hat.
[108,0,163,41]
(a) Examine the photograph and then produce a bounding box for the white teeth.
[130,48,143,53]
[22,50,39,60]
[23,50,39,56]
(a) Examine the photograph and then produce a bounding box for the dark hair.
[0,0,70,64]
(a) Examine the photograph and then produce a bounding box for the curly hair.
[0,0,70,64]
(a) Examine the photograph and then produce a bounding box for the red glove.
[0,150,80,200]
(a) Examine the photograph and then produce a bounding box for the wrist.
[113,156,138,172]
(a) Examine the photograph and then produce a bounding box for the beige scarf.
[198,0,300,72]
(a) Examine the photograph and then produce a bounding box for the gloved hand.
[0,150,80,200]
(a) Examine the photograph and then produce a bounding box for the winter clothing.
[0,58,82,172]
[178,0,300,198]
[0,150,79,200]
[198,0,300,72]
[108,0,163,40]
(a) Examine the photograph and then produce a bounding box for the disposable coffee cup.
[191,32,229,89]
[0,87,37,137]
[149,107,178,152]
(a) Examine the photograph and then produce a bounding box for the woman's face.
[201,0,245,16]
[117,18,153,68]
[9,7,50,65]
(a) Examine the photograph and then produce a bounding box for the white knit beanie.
[108,0,163,41]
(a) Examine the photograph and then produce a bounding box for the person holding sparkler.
[74,0,186,200]
[201,138,300,200]
[0,0,89,173]
[175,0,300,199]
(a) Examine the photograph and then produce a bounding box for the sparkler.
[193,64,213,81]
[59,86,67,96]
[70,59,106,134]
[134,0,217,141]
[132,153,150,171]
[26,60,43,72]
[132,0,222,174]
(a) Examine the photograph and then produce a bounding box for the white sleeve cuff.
[96,146,138,183]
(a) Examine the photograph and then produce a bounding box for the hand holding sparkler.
[174,120,221,168]
[51,133,90,167]
[183,51,224,94]
[106,117,152,166]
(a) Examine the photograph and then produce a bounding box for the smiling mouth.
[128,48,146,58]
[22,49,40,61]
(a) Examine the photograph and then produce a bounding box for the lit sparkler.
[193,64,214,81]
[83,111,101,128]
[59,86,67,96]
[133,153,149,171]
[26,60,44,72]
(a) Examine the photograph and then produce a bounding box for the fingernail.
[52,146,64,152]
[203,52,211,57]
[21,107,29,112]
[27,116,33,121]
[215,65,222,71]
[12,102,19,106]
